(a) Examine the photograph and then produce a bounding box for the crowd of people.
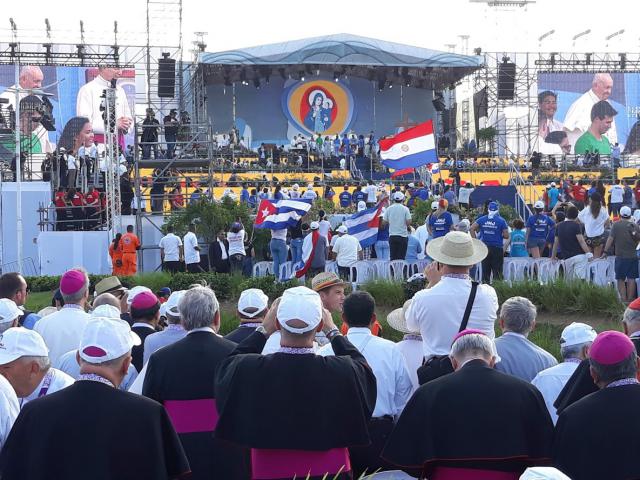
[0,236,638,479]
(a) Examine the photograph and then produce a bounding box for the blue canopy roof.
[199,33,482,69]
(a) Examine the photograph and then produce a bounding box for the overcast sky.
[1,0,637,56]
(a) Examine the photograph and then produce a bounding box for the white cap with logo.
[79,318,141,364]
[0,327,49,365]
[337,225,348,234]
[277,286,323,334]
[620,206,632,218]
[0,299,22,325]
[310,221,320,230]
[238,289,269,318]
[393,191,405,201]
[164,290,186,317]
[534,200,545,209]
[560,322,597,347]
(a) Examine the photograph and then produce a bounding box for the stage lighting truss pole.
[14,61,23,274]
[103,86,122,237]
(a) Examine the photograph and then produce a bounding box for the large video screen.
[537,72,640,155]
[0,65,135,156]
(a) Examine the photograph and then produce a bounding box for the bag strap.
[458,281,479,333]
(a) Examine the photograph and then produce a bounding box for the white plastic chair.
[472,262,483,283]
[278,261,293,281]
[531,258,559,285]
[324,261,338,275]
[349,261,375,290]
[586,259,612,287]
[388,260,408,282]
[503,257,532,285]
[253,261,272,277]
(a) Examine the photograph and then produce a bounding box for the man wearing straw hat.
[406,231,499,363]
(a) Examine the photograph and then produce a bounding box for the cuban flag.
[429,162,440,174]
[379,120,438,171]
[345,201,386,248]
[254,199,312,229]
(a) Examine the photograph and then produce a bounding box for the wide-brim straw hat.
[387,299,420,335]
[426,231,488,266]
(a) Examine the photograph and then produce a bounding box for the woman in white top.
[578,192,610,258]
[227,222,246,274]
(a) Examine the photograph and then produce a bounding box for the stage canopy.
[198,33,483,90]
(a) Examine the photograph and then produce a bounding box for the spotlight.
[473,47,482,55]
[585,53,592,65]
[388,83,393,89]
[299,70,305,81]
[334,71,340,82]
[240,69,247,85]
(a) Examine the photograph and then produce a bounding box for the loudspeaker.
[497,62,516,100]
[158,58,176,98]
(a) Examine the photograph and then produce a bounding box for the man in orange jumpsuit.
[120,225,141,276]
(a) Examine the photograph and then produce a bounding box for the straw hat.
[426,231,488,266]
[387,299,420,335]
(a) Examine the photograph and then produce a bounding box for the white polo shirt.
[332,234,362,267]
[183,231,200,265]
[0,374,19,451]
[318,327,413,417]
[34,305,91,366]
[406,276,498,358]
[531,360,580,425]
[159,233,182,262]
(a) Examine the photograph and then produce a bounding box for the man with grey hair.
[554,331,640,479]
[0,327,73,407]
[384,329,553,478]
[0,317,190,479]
[142,286,249,479]
[532,322,597,424]
[34,268,91,365]
[564,72,618,151]
[494,296,557,381]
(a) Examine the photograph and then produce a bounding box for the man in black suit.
[143,286,249,479]
[208,230,230,273]
[383,329,553,479]
[0,316,190,480]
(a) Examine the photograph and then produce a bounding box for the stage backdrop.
[537,72,640,155]
[206,75,437,149]
[0,65,136,152]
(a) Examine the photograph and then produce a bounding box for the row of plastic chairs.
[502,256,617,287]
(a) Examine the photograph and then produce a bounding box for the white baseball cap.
[79,317,141,364]
[431,201,439,210]
[293,184,299,190]
[0,327,49,365]
[310,221,320,230]
[357,201,367,212]
[408,183,415,188]
[126,286,152,306]
[534,200,545,209]
[337,225,348,234]
[91,304,122,319]
[238,288,269,318]
[393,191,405,201]
[560,322,597,347]
[620,206,632,218]
[277,286,323,334]
[550,182,556,187]
[164,290,186,317]
[520,467,570,480]
[0,299,22,325]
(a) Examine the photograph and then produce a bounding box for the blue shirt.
[405,235,423,261]
[548,188,560,209]
[248,194,258,209]
[189,192,201,204]
[476,214,508,248]
[339,191,352,208]
[258,192,269,200]
[22,312,41,330]
[273,191,284,201]
[240,189,250,203]
[510,229,528,257]
[444,190,456,205]
[429,212,453,238]
[416,188,429,201]
[377,224,389,241]
[526,213,555,239]
[353,190,367,204]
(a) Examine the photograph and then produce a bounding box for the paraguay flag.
[345,201,386,248]
[254,199,312,229]
[379,120,438,171]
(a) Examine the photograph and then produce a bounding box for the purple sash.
[163,399,218,434]
[251,448,350,479]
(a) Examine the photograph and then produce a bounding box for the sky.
[1,0,637,57]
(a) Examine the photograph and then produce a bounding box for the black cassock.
[382,360,554,479]
[142,330,251,480]
[554,336,640,414]
[0,381,190,480]
[554,383,640,480]
[215,331,377,480]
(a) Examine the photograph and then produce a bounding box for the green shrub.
[362,281,405,308]
[237,276,301,301]
[167,273,235,300]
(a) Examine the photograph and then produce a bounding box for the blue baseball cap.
[488,201,499,211]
